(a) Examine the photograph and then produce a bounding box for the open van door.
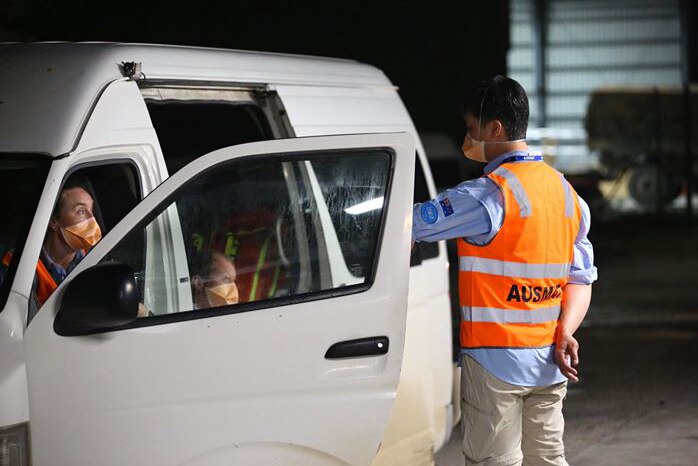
[24,133,415,466]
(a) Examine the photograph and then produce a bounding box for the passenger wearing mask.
[190,249,239,310]
[1,179,102,307]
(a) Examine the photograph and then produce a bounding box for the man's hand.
[554,330,580,382]
[555,284,592,382]
[137,302,150,318]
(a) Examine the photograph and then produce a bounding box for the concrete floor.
[435,326,698,465]
[435,215,698,466]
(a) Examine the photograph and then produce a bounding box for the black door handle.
[325,336,389,359]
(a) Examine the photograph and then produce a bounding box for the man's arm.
[555,195,597,382]
[412,177,502,244]
[555,283,592,382]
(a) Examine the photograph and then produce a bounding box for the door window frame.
[26,159,144,323]
[76,148,397,335]
[140,83,295,161]
[0,153,52,312]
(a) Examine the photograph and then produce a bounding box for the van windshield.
[0,156,51,311]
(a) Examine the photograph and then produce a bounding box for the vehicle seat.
[209,208,288,303]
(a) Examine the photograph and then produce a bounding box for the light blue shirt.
[413,151,598,387]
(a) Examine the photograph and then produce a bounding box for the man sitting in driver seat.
[190,249,239,310]
[208,208,287,304]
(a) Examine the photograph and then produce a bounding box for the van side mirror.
[54,262,139,336]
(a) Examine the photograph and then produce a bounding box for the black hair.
[190,248,233,281]
[462,75,530,140]
[190,248,216,281]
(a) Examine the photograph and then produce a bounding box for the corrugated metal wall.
[509,0,682,129]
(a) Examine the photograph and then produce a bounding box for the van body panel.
[0,292,30,426]
[275,86,409,132]
[277,84,456,463]
[0,43,392,156]
[373,291,452,466]
[0,45,122,156]
[24,134,415,466]
[74,79,168,185]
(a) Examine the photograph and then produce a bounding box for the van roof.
[0,42,394,156]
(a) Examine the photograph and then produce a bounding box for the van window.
[103,151,391,319]
[141,86,288,175]
[311,156,389,278]
[0,156,50,311]
[413,157,439,262]
[69,163,142,232]
[27,163,141,319]
[146,102,274,175]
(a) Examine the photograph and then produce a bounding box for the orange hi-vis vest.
[458,160,582,349]
[1,251,58,305]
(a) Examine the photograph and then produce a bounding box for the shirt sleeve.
[569,195,598,285]
[412,177,502,243]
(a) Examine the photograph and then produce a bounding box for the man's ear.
[488,120,505,140]
[192,275,204,292]
[48,217,60,233]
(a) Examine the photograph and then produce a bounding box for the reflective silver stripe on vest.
[492,166,532,218]
[460,256,571,279]
[462,305,561,324]
[558,172,575,218]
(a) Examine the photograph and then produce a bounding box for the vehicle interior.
[0,157,50,306]
[142,87,282,175]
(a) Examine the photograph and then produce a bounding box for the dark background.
[3,0,697,150]
[0,0,513,146]
[2,1,698,146]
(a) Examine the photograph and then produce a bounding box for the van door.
[24,133,415,466]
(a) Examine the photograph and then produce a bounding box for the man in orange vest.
[413,76,596,466]
[0,180,102,309]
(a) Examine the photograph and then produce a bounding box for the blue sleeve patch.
[420,202,439,224]
[439,197,455,217]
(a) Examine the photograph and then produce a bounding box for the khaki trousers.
[460,355,569,466]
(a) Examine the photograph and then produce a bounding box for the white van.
[0,43,457,466]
